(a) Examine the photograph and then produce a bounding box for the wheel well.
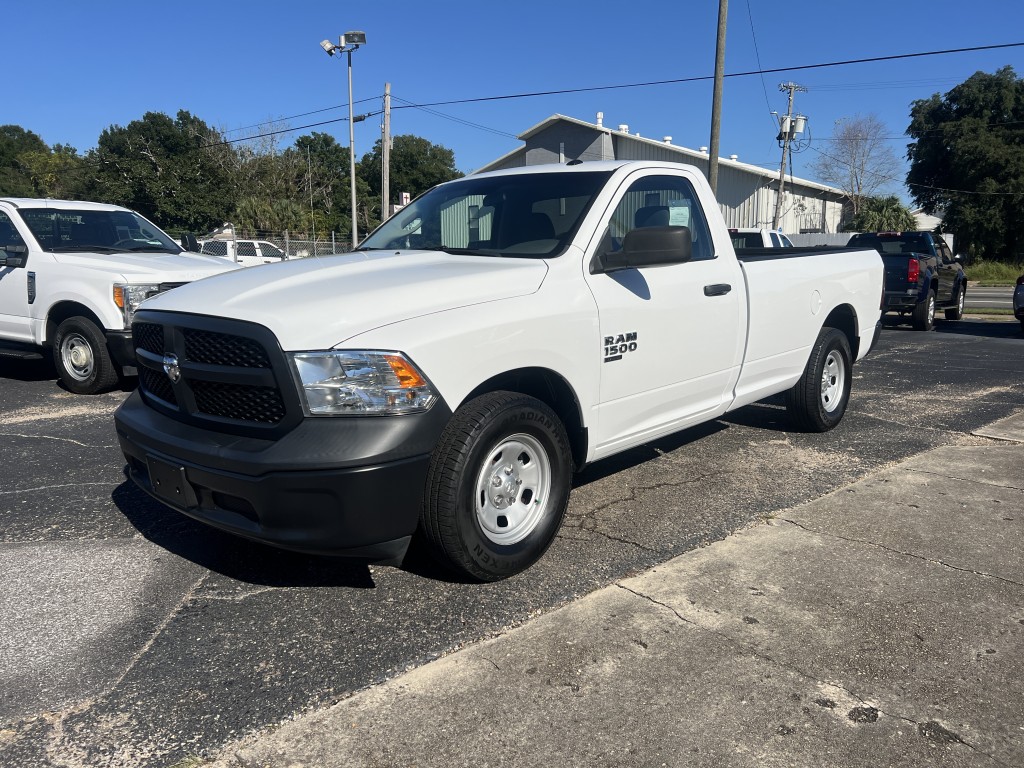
[823,304,859,360]
[45,302,107,346]
[463,368,587,470]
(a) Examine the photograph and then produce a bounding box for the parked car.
[846,231,967,331]
[0,198,238,393]
[197,239,288,267]
[1014,272,1024,332]
[114,160,883,581]
[728,227,794,248]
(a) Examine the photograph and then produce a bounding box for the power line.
[390,42,1024,111]
[389,96,517,139]
[743,0,776,130]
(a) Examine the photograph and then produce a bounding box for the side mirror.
[599,226,693,273]
[0,244,28,268]
[181,233,200,252]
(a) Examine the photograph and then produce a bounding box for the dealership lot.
[1,319,1022,767]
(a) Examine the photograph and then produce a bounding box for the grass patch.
[963,307,1013,316]
[964,260,1023,285]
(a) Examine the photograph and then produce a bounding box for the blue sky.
[9,1,1024,200]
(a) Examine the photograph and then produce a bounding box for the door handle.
[703,283,732,297]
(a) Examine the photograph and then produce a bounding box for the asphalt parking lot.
[1,317,1022,768]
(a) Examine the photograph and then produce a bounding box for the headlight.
[113,283,161,327]
[290,350,438,415]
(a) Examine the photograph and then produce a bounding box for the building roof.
[476,114,844,196]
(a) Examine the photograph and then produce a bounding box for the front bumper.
[115,390,452,560]
[105,329,136,371]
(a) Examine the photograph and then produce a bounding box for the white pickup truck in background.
[0,198,237,393]
[728,227,795,248]
[115,161,884,580]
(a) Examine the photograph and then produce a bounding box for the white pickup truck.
[0,198,237,393]
[728,227,795,248]
[114,161,883,580]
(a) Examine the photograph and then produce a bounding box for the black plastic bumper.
[105,329,136,370]
[115,391,452,560]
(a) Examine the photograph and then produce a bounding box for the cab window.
[599,174,715,263]
[0,211,27,251]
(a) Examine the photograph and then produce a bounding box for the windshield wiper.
[51,246,124,254]
[434,246,497,257]
[119,245,181,253]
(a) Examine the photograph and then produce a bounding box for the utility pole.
[382,83,391,221]
[708,0,728,195]
[772,82,807,230]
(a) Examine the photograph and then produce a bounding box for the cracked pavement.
[1,319,1022,767]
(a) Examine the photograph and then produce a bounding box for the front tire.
[912,288,936,331]
[52,317,119,394]
[944,285,965,320]
[786,327,852,433]
[421,391,573,581]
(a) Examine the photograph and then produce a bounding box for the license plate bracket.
[145,455,199,509]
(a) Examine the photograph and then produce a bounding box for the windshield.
[359,170,614,258]
[19,208,183,254]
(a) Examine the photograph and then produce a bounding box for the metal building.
[475,114,847,234]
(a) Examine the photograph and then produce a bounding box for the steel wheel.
[60,332,95,382]
[473,433,552,546]
[421,391,573,581]
[820,349,846,414]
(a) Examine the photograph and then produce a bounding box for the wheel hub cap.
[474,433,551,545]
[820,351,845,413]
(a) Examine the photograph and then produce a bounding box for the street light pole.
[320,31,366,251]
[346,47,357,249]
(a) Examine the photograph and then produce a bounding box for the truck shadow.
[0,357,137,393]
[881,316,1021,339]
[112,481,378,589]
[572,420,729,486]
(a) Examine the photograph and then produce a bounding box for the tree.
[810,114,900,217]
[86,110,236,233]
[844,195,916,232]
[907,66,1024,261]
[0,125,50,197]
[19,144,86,199]
[359,134,462,217]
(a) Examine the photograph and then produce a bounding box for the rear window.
[729,232,764,248]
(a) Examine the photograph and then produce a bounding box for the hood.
[142,250,549,350]
[52,250,239,282]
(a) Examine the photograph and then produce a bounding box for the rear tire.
[52,317,119,394]
[912,288,936,331]
[786,327,852,433]
[944,285,965,320]
[421,391,573,581]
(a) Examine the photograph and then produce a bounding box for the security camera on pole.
[771,82,808,231]
[320,31,366,250]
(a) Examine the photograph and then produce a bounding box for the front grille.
[132,312,299,437]
[140,366,177,406]
[134,322,164,356]
[183,329,270,368]
[192,380,285,423]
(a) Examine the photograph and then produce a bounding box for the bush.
[964,260,1024,284]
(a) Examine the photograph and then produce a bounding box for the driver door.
[583,169,746,458]
[0,210,32,342]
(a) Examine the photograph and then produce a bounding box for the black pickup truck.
[846,231,966,331]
